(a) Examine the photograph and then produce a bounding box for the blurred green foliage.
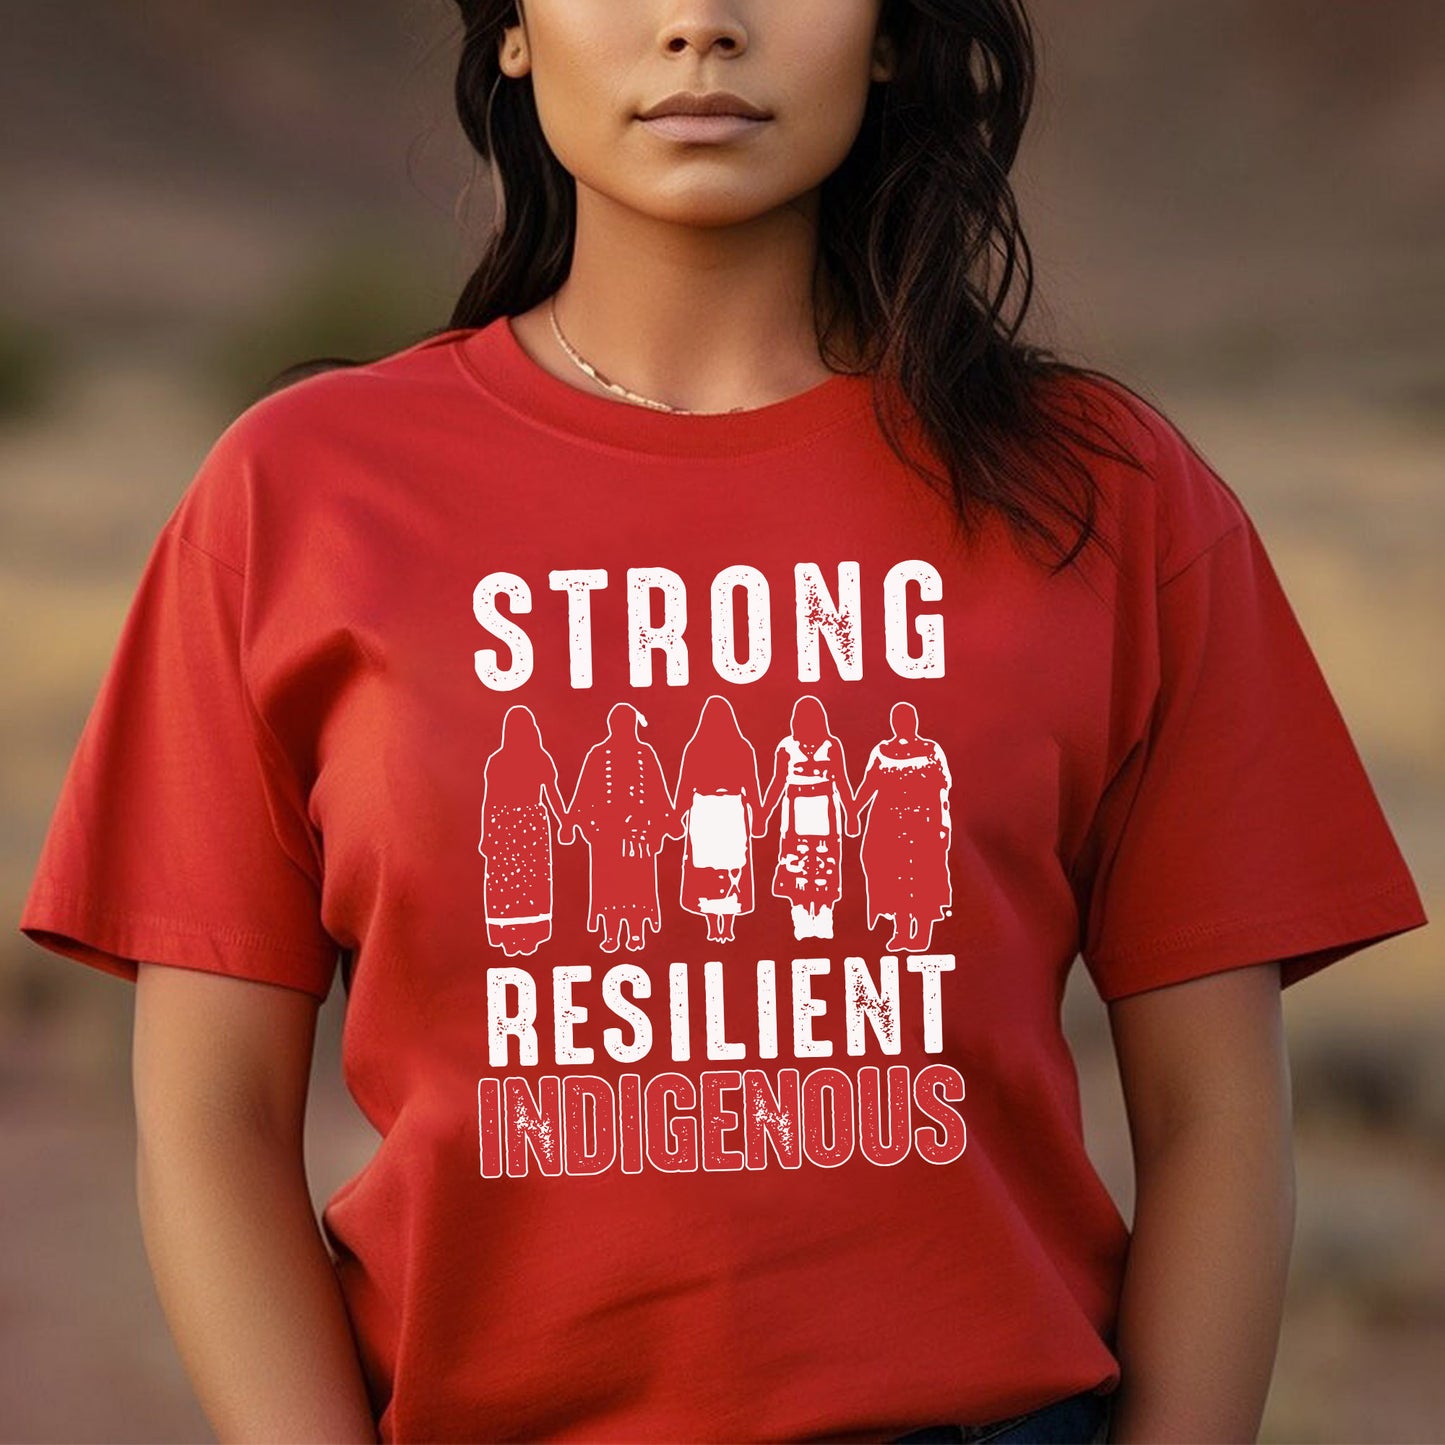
[0,311,63,422]
[205,233,446,409]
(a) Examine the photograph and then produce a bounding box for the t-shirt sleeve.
[1075,432,1428,1002]
[18,452,339,1000]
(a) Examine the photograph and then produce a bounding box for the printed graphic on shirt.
[477,1061,967,1177]
[477,693,953,952]
[854,701,954,952]
[761,697,849,943]
[472,559,947,690]
[565,701,678,953]
[477,705,568,957]
[675,695,762,945]
[472,559,964,1177]
[473,693,963,1178]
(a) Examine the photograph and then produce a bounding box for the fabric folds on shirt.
[18,314,1428,1442]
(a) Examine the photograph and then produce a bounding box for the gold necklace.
[547,293,747,415]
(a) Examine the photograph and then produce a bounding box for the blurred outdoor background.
[2,1,1441,1441]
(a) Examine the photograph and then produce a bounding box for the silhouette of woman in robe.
[850,700,953,950]
[478,705,569,956]
[672,695,763,943]
[562,702,679,952]
[756,694,853,940]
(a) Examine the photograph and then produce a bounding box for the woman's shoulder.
[169,329,477,564]
[1037,366,1253,584]
[219,327,476,457]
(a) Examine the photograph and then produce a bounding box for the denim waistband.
[891,1386,1113,1444]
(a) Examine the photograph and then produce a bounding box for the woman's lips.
[637,113,771,143]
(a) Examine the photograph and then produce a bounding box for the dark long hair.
[272,0,1153,573]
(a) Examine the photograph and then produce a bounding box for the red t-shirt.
[19,316,1428,1441]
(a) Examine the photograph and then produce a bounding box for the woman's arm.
[1104,960,1295,1444]
[543,768,571,834]
[133,964,378,1444]
[754,750,786,834]
[844,759,874,835]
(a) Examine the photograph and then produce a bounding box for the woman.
[757,693,855,942]
[16,2,1427,1443]
[478,703,569,956]
[852,700,954,953]
[563,701,679,953]
[673,693,764,943]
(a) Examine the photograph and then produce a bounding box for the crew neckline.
[451,313,875,459]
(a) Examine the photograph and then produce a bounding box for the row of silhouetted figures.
[478,693,953,956]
